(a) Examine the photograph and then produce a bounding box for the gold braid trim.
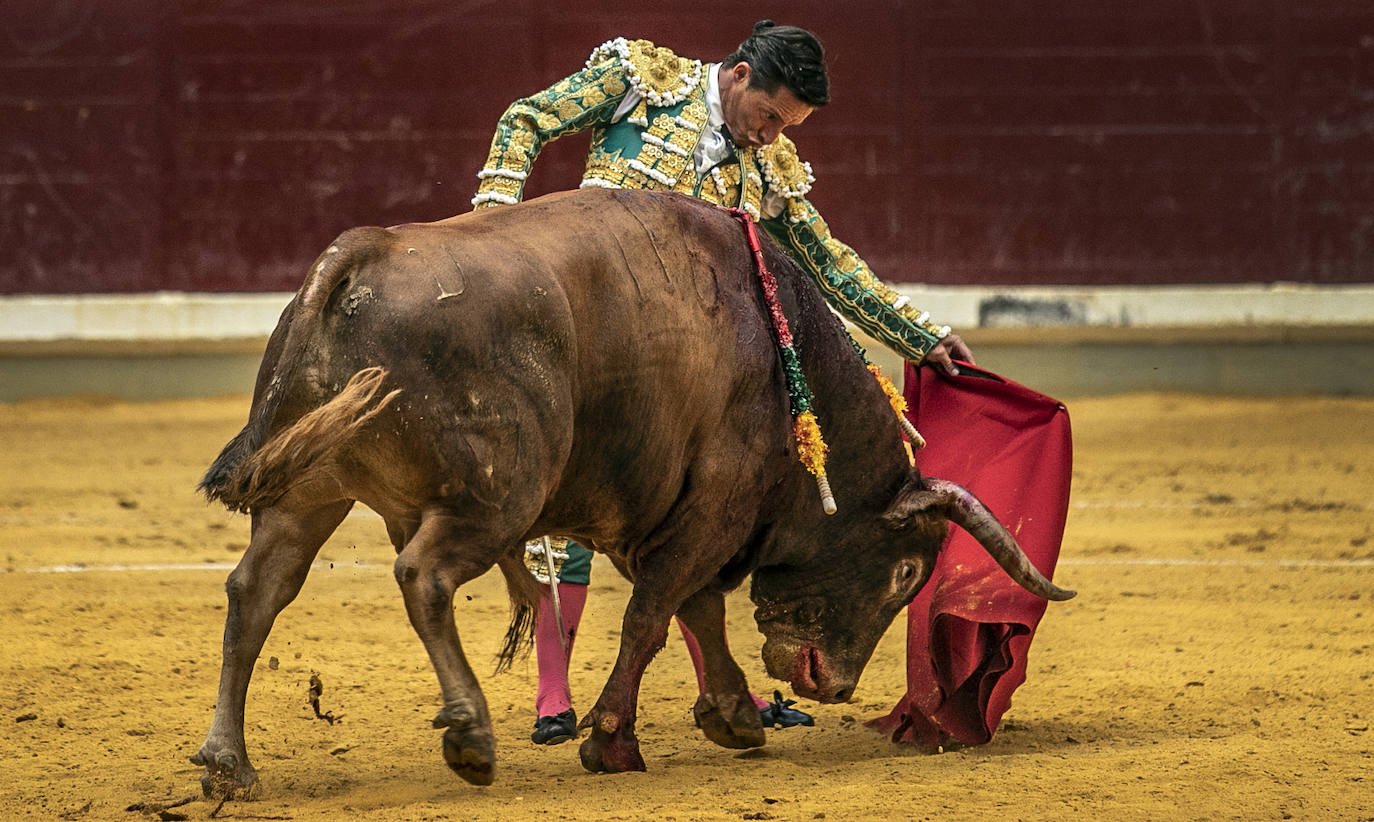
[757,136,816,224]
[761,197,950,361]
[587,37,704,108]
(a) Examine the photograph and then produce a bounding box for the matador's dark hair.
[722,20,830,107]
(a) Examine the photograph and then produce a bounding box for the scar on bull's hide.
[341,286,373,316]
[435,246,466,301]
[435,276,463,301]
[307,671,342,725]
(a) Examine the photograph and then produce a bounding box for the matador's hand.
[922,333,974,377]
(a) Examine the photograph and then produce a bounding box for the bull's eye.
[892,560,921,595]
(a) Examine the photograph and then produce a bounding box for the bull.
[192,189,1072,797]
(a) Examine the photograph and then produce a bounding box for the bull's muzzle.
[785,643,855,704]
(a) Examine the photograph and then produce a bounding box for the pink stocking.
[533,582,588,717]
[675,617,768,709]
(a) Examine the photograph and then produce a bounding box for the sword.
[541,536,568,657]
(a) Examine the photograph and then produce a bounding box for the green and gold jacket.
[473,37,951,361]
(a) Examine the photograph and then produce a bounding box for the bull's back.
[290,190,784,527]
[382,190,772,402]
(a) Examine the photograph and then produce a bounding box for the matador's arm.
[471,61,628,208]
[756,139,952,363]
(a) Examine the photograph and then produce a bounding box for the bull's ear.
[880,469,948,529]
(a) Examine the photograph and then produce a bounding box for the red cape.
[868,362,1072,750]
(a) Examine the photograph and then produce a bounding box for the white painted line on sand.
[16,560,379,574]
[1060,557,1373,568]
[1071,499,1260,509]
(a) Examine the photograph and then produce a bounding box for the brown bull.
[192,188,1072,797]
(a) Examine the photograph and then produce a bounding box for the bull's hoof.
[577,720,645,774]
[191,747,259,800]
[441,726,495,786]
[693,693,766,750]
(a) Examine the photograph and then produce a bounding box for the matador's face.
[719,62,814,149]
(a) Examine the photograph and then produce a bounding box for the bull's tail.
[203,367,398,513]
[199,425,262,509]
[494,550,543,674]
[199,227,394,512]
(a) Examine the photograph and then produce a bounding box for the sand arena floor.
[1,391,1371,821]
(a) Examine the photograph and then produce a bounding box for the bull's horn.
[925,478,1076,601]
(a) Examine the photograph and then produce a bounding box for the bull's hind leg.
[392,510,505,786]
[193,499,353,799]
[676,590,767,749]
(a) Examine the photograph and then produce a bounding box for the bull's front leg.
[577,584,676,774]
[676,589,766,750]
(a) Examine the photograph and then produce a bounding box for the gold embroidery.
[583,154,638,189]
[824,238,865,277]
[557,99,582,120]
[587,37,704,107]
[738,152,764,217]
[582,85,608,107]
[623,39,701,101]
[680,99,708,125]
[758,135,817,220]
[705,164,743,205]
[631,42,677,90]
[649,113,676,133]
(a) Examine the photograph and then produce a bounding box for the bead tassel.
[866,363,925,449]
[728,208,835,515]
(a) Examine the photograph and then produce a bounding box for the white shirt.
[696,63,735,174]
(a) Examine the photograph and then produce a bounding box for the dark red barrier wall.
[3,1,1371,294]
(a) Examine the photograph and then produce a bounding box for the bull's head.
[750,472,1074,703]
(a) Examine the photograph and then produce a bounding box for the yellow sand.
[1,392,1370,820]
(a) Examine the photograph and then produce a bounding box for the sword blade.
[541,536,568,657]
